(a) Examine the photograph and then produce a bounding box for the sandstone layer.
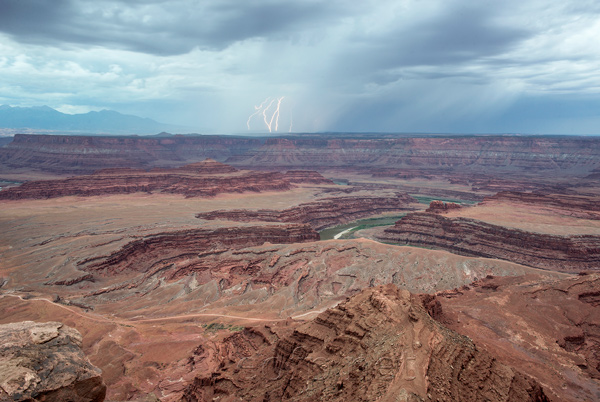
[377,212,600,272]
[80,224,320,277]
[0,160,331,200]
[183,284,549,402]
[0,321,106,402]
[196,194,417,230]
[425,273,600,402]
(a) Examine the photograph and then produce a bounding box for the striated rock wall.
[0,133,263,174]
[0,160,296,200]
[227,135,600,173]
[80,224,319,276]
[0,321,106,402]
[182,284,549,401]
[3,134,600,176]
[196,194,417,230]
[378,212,600,272]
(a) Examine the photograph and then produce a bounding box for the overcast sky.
[1,0,599,134]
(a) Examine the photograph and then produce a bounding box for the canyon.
[1,133,600,401]
[376,212,600,273]
[0,159,333,200]
[196,194,417,230]
[2,134,600,181]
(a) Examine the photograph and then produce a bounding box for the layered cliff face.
[0,161,333,200]
[0,321,106,402]
[2,134,600,177]
[80,224,320,277]
[0,133,263,174]
[196,194,417,230]
[227,136,600,173]
[183,284,549,402]
[426,273,600,402]
[377,212,600,272]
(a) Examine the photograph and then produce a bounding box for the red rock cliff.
[80,224,319,276]
[196,194,417,230]
[377,212,600,272]
[3,134,600,176]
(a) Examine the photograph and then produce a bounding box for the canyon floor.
[1,134,599,401]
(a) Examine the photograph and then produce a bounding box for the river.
[319,214,406,240]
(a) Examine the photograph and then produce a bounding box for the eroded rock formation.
[196,194,417,230]
[0,161,331,200]
[426,273,600,401]
[80,224,320,277]
[377,212,600,272]
[425,200,462,213]
[182,284,548,401]
[0,321,106,402]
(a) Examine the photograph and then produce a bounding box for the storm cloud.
[1,0,599,134]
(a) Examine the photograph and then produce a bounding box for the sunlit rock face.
[0,321,106,402]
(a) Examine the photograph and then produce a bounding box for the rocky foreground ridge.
[0,321,106,402]
[0,160,331,200]
[196,194,417,230]
[182,284,549,402]
[426,273,600,401]
[377,212,600,272]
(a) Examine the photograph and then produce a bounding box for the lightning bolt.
[248,96,285,133]
[247,97,271,130]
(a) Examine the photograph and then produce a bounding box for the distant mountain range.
[0,105,195,135]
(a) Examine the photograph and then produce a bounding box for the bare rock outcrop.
[425,200,462,213]
[427,273,600,401]
[377,212,600,272]
[182,284,548,401]
[0,321,106,402]
[196,194,417,230]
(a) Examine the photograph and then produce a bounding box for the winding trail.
[0,293,326,325]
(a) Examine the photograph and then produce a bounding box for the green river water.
[319,214,406,240]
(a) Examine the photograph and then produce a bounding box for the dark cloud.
[332,3,533,88]
[0,0,352,55]
[1,0,599,134]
